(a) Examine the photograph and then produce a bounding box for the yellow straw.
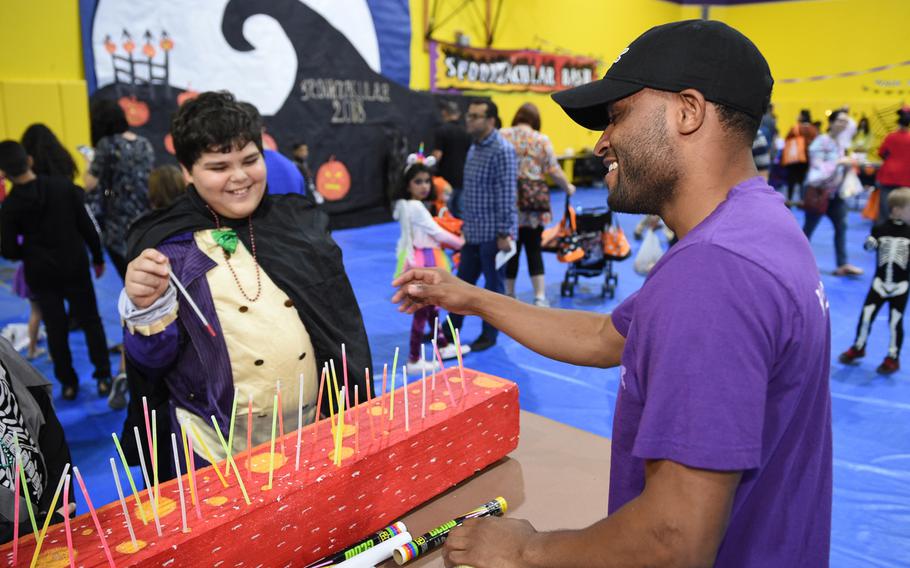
[30,463,69,567]
[180,423,196,507]
[188,422,229,488]
[267,394,279,489]
[329,359,341,416]
[224,387,239,477]
[389,351,398,422]
[334,388,346,466]
[14,444,38,538]
[112,432,147,524]
[210,416,252,504]
[389,347,399,423]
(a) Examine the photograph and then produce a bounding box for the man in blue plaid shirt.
[444,99,518,354]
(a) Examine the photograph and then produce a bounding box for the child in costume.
[839,187,910,374]
[393,151,465,373]
[120,92,371,477]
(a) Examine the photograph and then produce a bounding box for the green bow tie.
[212,228,238,255]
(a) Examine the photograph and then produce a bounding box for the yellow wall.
[2,0,906,165]
[410,0,686,154]
[695,0,910,144]
[0,0,89,170]
[410,0,910,152]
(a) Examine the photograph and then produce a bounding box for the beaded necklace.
[207,206,262,302]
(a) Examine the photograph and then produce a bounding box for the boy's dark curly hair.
[170,91,263,171]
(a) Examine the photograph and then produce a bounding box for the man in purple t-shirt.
[392,20,831,568]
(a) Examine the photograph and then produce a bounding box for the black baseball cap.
[552,20,773,130]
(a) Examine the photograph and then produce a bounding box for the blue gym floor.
[1,187,907,567]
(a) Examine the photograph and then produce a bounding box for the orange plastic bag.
[862,187,880,221]
[602,220,631,260]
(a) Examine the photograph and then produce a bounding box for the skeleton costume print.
[850,219,910,359]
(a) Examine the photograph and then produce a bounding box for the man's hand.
[125,249,171,309]
[443,517,538,568]
[93,263,105,279]
[391,268,481,315]
[497,236,512,252]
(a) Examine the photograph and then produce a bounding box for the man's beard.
[607,108,680,215]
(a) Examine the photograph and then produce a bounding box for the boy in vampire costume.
[119,91,371,475]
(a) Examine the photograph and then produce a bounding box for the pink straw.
[142,396,155,474]
[381,364,388,397]
[365,368,372,402]
[73,466,116,567]
[63,474,74,568]
[12,460,20,566]
[432,341,457,406]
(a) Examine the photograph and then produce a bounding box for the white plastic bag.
[634,228,664,276]
[838,168,863,199]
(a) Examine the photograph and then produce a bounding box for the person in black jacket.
[0,141,112,401]
[0,336,74,544]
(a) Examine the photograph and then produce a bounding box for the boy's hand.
[125,249,171,309]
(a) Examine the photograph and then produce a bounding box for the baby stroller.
[543,196,630,299]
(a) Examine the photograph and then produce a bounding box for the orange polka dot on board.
[249,452,288,473]
[205,496,229,506]
[115,540,148,554]
[329,446,355,461]
[473,375,505,389]
[429,402,447,411]
[135,496,177,520]
[331,423,357,438]
[33,547,73,568]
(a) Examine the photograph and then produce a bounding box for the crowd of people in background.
[0,87,908,543]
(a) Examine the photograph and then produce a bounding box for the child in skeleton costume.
[839,187,910,374]
[393,150,464,373]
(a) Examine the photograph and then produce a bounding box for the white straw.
[169,271,215,334]
[133,426,162,536]
[171,433,189,532]
[296,372,304,471]
[403,365,410,432]
[109,458,138,548]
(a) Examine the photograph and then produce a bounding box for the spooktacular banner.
[430,42,598,93]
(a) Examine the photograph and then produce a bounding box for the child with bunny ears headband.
[393,144,465,373]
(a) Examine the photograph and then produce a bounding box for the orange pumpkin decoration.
[316,157,351,201]
[143,43,156,58]
[163,133,175,155]
[177,89,199,107]
[118,96,150,127]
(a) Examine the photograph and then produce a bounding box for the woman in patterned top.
[84,99,154,279]
[500,103,575,307]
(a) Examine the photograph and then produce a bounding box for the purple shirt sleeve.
[123,322,180,377]
[626,243,780,471]
[610,290,638,337]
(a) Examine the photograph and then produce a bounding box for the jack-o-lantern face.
[118,96,150,127]
[316,158,351,201]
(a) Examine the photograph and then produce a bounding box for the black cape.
[121,187,373,477]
